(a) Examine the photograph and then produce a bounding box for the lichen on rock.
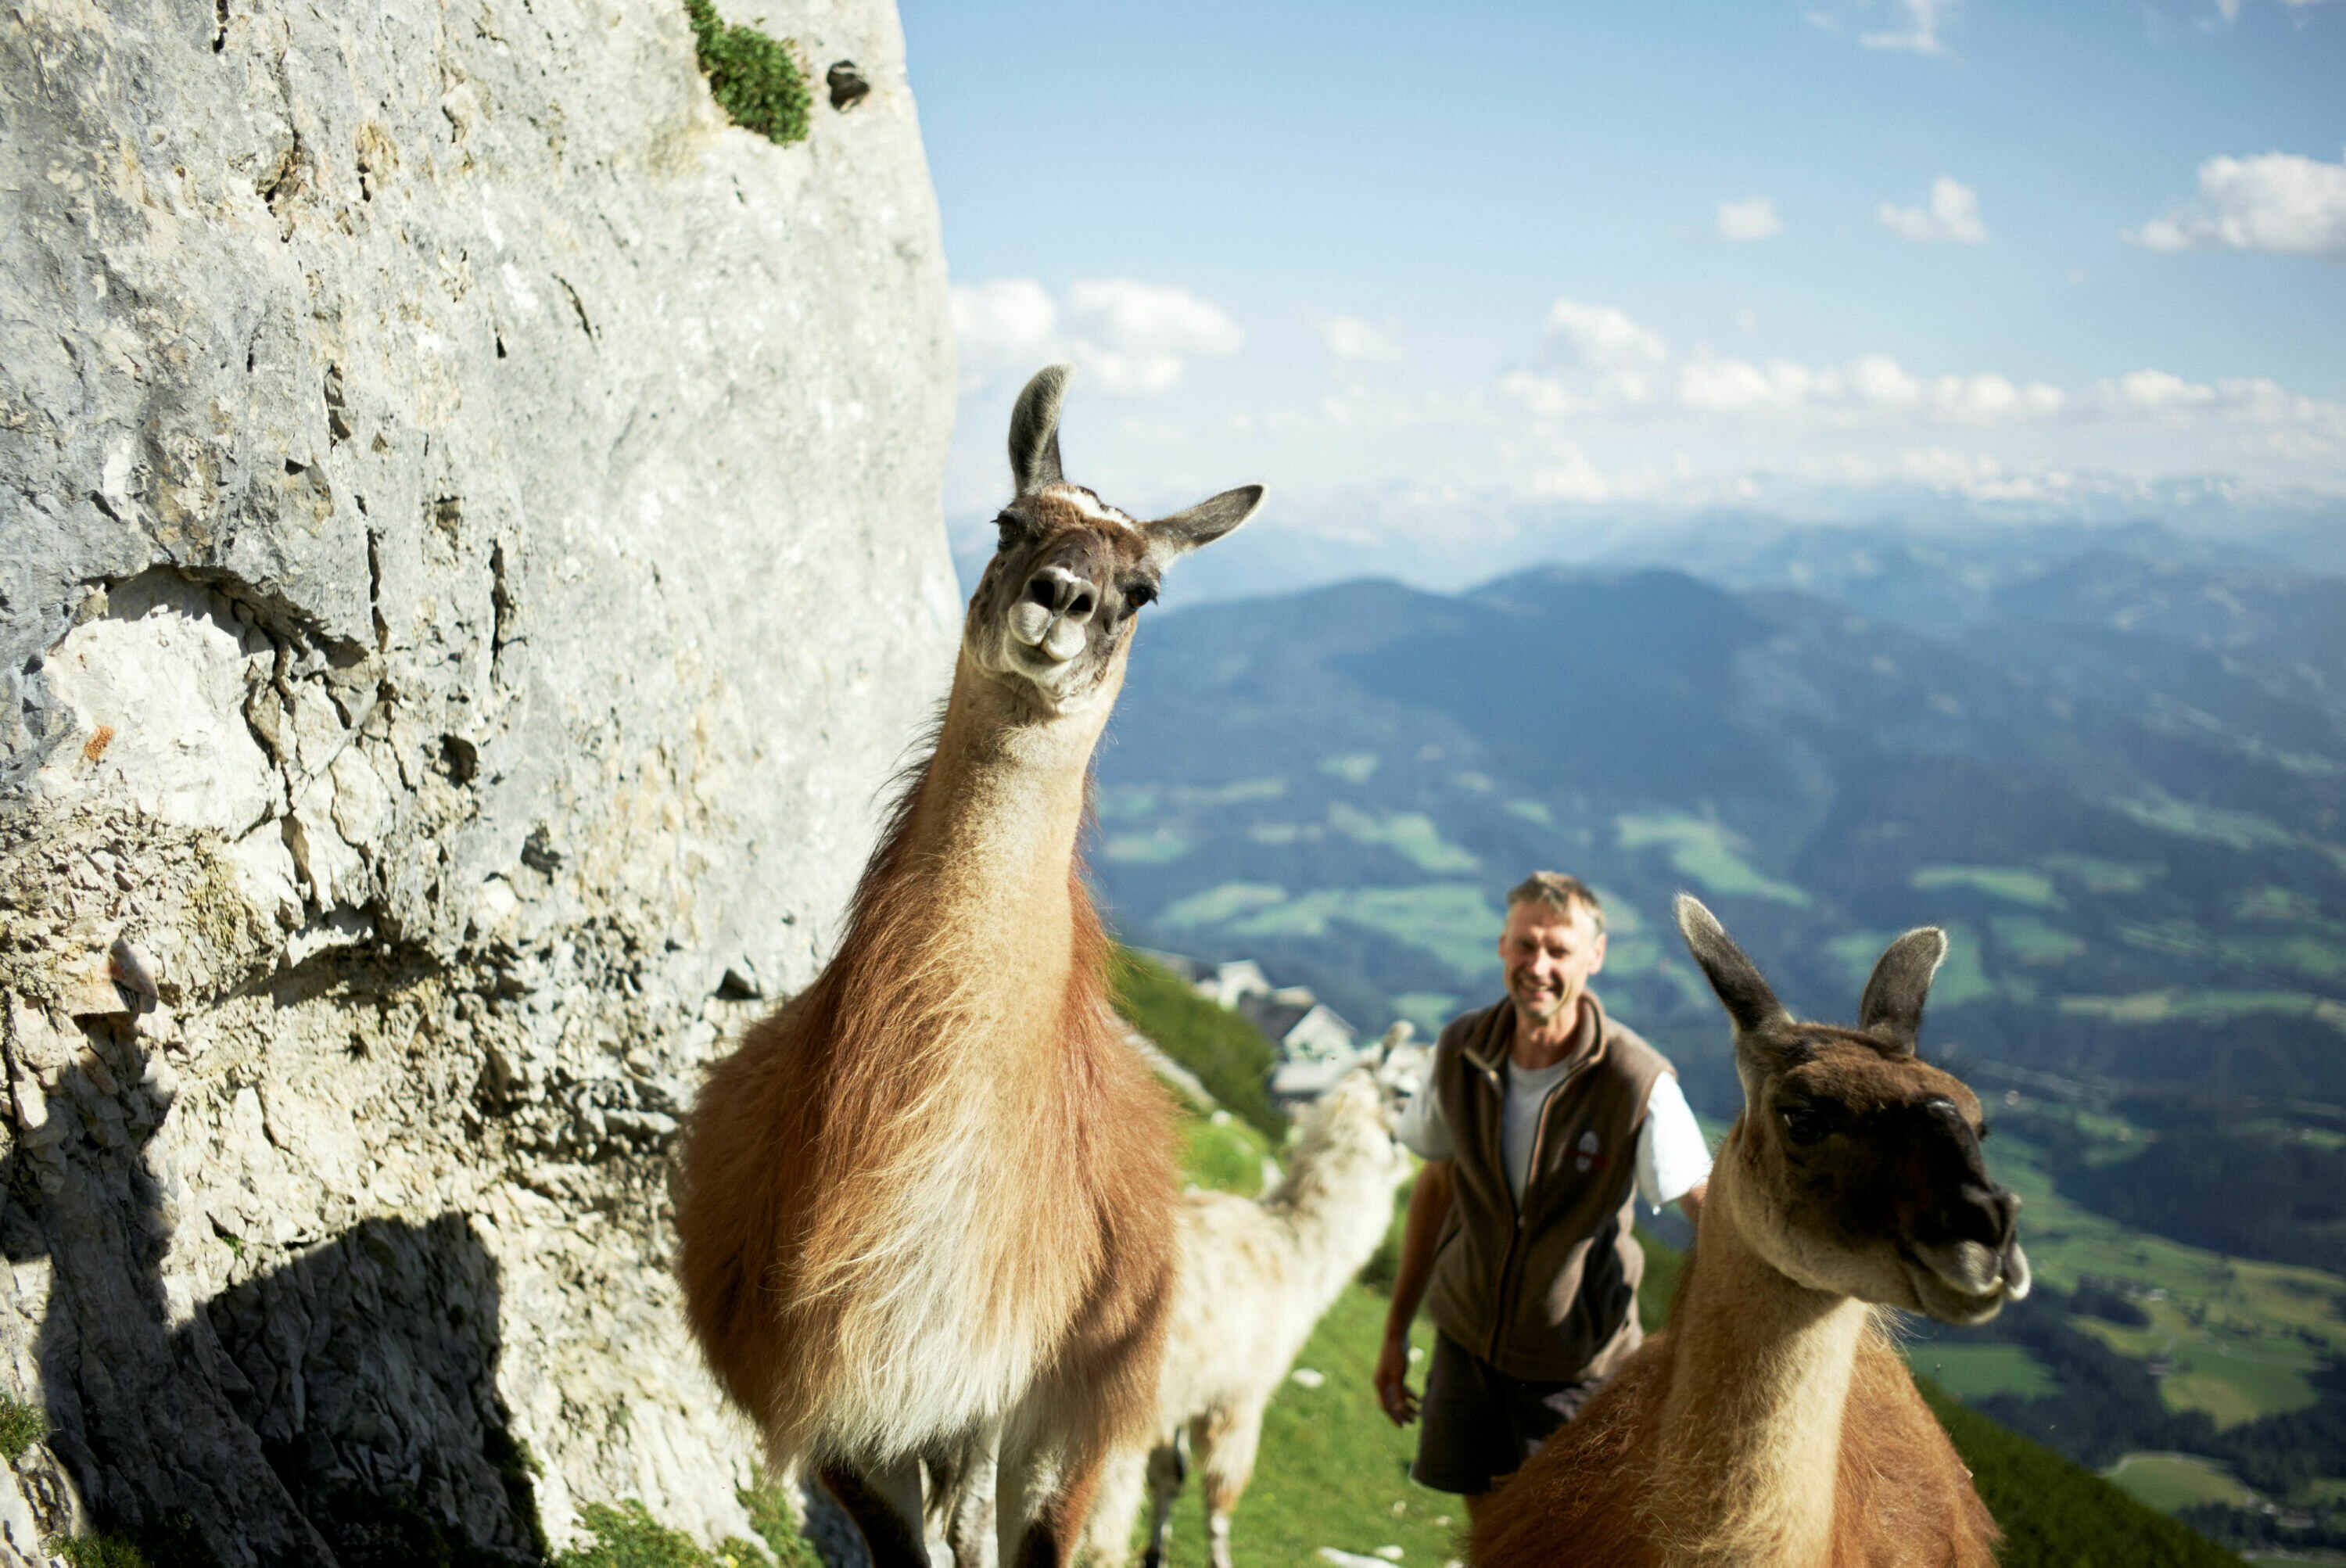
[0,0,957,1559]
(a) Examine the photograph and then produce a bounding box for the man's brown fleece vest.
[1424,992,1673,1383]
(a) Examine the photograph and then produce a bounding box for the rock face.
[0,0,959,1558]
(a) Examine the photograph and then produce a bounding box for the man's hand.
[1373,1333,1419,1426]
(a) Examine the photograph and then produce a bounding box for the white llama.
[1082,1034,1421,1568]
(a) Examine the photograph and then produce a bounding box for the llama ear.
[1007,363,1075,495]
[1674,894,1790,1039]
[1145,485,1264,566]
[1857,927,1946,1057]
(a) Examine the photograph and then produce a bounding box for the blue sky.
[899,0,2346,588]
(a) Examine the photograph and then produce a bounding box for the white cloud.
[1668,353,2061,423]
[1878,177,1989,243]
[1316,316,1405,364]
[1544,299,1669,371]
[1717,197,1783,242]
[1860,0,1959,56]
[2104,368,2218,411]
[1677,357,1824,414]
[2096,370,2346,441]
[946,277,1245,397]
[1065,278,1245,394]
[2125,148,2346,260]
[1498,371,1591,420]
[950,278,1058,389]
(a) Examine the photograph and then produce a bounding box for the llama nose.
[1025,567,1097,623]
[1937,1181,2018,1250]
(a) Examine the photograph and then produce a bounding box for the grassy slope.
[1113,949,1283,1139]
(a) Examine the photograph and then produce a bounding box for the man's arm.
[1374,1159,1454,1426]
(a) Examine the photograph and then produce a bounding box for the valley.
[1090,518,2346,1545]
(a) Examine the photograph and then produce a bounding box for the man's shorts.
[1411,1332,1607,1496]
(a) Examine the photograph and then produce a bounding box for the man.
[1372,872,1709,1515]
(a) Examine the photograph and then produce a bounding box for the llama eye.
[1780,1105,1830,1146]
[1126,583,1157,609]
[1975,1120,1992,1141]
[994,514,1024,551]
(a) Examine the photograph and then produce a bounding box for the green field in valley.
[1910,1343,2060,1401]
[2104,1453,2261,1512]
[1971,1122,2344,1427]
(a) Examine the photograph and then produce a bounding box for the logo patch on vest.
[1576,1129,1609,1173]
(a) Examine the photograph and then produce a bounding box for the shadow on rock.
[3,1003,540,1566]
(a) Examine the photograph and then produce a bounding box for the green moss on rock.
[684,0,811,146]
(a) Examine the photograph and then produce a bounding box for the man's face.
[1499,898,1607,1029]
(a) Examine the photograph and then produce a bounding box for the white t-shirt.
[1397,1058,1711,1212]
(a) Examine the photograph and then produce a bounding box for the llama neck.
[1655,1159,1871,1565]
[1267,1119,1398,1303]
[888,651,1120,1035]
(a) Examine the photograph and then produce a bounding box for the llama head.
[1673,894,2030,1326]
[964,364,1264,715]
[1369,1021,1429,1114]
[1302,1067,1413,1192]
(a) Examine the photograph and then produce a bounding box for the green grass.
[554,1485,820,1568]
[1910,1342,2061,1401]
[1102,827,1195,864]
[1179,1107,1275,1197]
[1971,1129,2345,1426]
[1913,864,2062,907]
[1992,914,2086,963]
[1171,883,1504,983]
[1132,1284,1462,1568]
[1616,813,1810,906]
[2055,989,2346,1036]
[1921,1384,2244,1566]
[2112,791,2294,852]
[0,1392,45,1459]
[2045,853,2165,894]
[2104,1454,2261,1513]
[683,0,810,145]
[1112,949,1283,1138]
[51,1539,154,1568]
[1326,804,1480,873]
[50,1516,215,1568]
[1159,881,1287,928]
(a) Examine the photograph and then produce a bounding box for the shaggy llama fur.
[1083,1053,1418,1568]
[672,364,1264,1567]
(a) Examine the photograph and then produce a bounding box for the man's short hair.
[1506,871,1605,934]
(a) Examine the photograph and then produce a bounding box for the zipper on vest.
[1483,1055,1593,1364]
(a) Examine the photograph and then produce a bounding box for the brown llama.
[672,364,1265,1568]
[1470,895,2031,1568]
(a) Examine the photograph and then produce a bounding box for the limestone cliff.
[0,0,958,1557]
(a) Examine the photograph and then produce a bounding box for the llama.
[672,364,1265,1568]
[1082,1034,1422,1568]
[1469,895,2030,1568]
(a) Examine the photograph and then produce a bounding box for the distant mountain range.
[1092,518,2346,1261]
